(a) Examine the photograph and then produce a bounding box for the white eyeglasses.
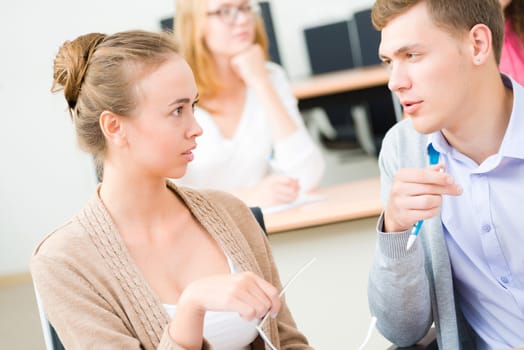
[206,2,258,25]
[255,257,317,350]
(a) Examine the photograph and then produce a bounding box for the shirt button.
[481,224,491,232]
[501,276,509,284]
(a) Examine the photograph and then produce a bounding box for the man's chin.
[411,117,439,135]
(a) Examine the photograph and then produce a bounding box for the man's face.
[379,2,474,134]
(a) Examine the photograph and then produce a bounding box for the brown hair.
[371,0,505,63]
[52,30,179,163]
[505,0,524,41]
[174,0,269,103]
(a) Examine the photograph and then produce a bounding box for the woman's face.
[203,0,256,58]
[499,0,512,10]
[121,55,202,180]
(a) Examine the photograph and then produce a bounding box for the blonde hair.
[52,30,179,163]
[372,0,505,63]
[174,0,269,102]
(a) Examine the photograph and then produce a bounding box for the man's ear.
[469,23,492,65]
[99,111,127,147]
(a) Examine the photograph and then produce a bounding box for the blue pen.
[406,144,441,250]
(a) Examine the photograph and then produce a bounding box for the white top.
[174,62,325,192]
[163,256,258,350]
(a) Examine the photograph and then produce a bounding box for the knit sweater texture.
[368,118,475,350]
[31,182,311,349]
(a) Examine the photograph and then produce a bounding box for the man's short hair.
[371,0,505,63]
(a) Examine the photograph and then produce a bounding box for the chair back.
[33,284,65,350]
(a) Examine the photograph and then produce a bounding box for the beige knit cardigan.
[31,182,312,349]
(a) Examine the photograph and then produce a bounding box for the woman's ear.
[469,23,492,65]
[99,111,127,147]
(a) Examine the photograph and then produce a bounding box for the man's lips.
[402,100,423,114]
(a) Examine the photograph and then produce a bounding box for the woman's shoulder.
[176,185,247,212]
[31,195,110,269]
[33,219,89,258]
[30,216,102,281]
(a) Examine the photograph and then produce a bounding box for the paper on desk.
[261,194,326,214]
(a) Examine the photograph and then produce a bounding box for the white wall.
[0,0,373,275]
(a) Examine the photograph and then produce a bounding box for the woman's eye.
[172,107,183,116]
[192,99,199,112]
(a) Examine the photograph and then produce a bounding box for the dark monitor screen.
[304,20,355,74]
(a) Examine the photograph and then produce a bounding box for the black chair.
[303,19,362,149]
[302,9,400,154]
[349,8,398,154]
[34,207,267,350]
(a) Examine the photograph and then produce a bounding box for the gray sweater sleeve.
[367,121,433,347]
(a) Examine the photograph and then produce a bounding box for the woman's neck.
[98,168,183,236]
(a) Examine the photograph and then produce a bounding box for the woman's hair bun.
[52,33,106,110]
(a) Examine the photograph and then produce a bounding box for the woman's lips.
[182,152,194,162]
[182,145,196,162]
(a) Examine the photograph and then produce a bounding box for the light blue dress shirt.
[428,75,524,350]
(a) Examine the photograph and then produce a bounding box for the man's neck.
[442,77,513,165]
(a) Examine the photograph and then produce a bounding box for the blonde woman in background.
[173,0,325,208]
[499,0,524,84]
[31,30,312,350]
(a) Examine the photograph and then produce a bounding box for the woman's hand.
[169,272,281,349]
[230,44,269,88]
[255,174,300,207]
[179,272,281,320]
[384,165,462,232]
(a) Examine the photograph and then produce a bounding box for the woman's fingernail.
[271,312,278,319]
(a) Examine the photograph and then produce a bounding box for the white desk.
[263,178,391,348]
[269,217,391,349]
[265,177,382,234]
[290,65,403,127]
[291,65,390,100]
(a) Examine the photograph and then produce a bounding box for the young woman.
[30,30,312,350]
[172,0,325,208]
[500,0,524,84]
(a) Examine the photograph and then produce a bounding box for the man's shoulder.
[380,118,428,167]
[384,118,426,147]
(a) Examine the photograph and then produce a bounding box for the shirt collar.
[426,131,450,158]
[498,74,524,160]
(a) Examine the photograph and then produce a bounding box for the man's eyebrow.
[379,44,423,60]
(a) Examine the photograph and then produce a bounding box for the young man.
[368,0,524,349]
